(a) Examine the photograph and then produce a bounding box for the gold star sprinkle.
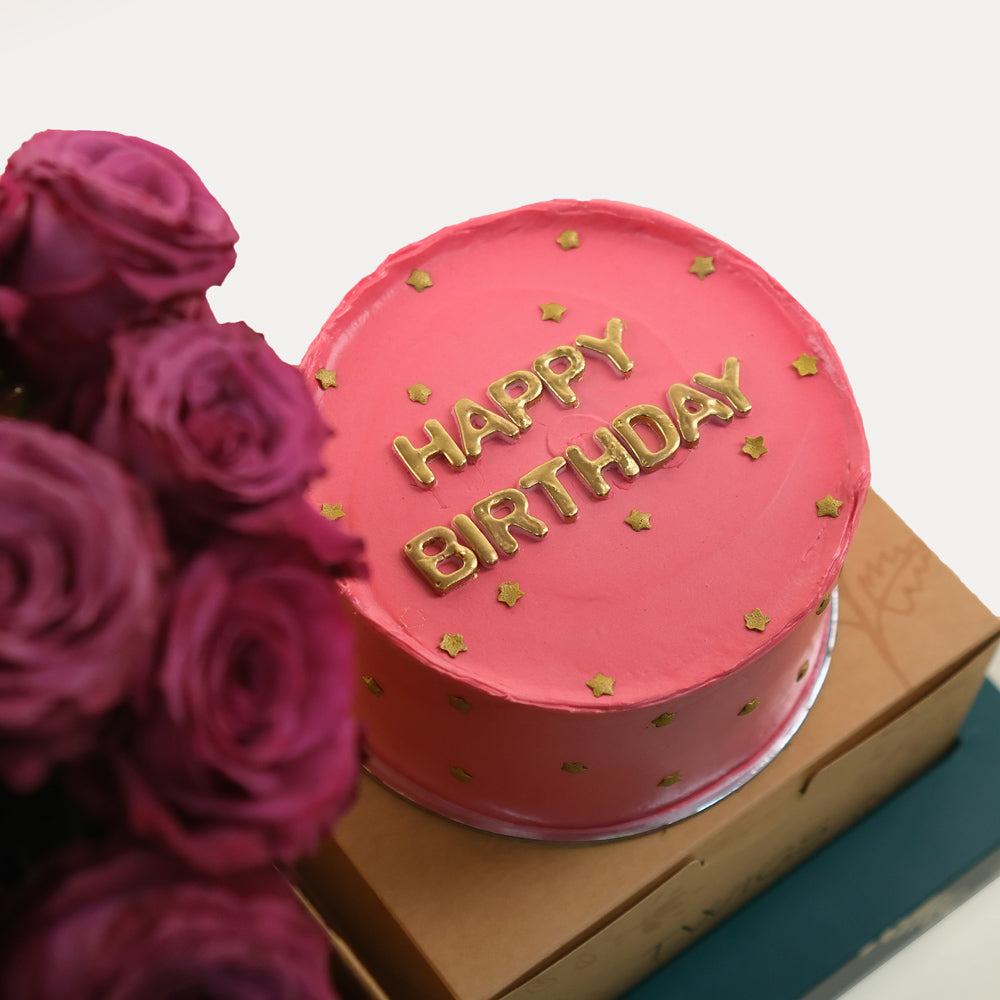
[448,695,472,712]
[797,661,809,681]
[738,697,760,716]
[407,382,432,404]
[742,435,768,459]
[314,368,338,390]
[689,256,715,280]
[362,676,383,697]
[449,766,473,783]
[406,268,433,292]
[539,302,567,322]
[440,633,468,657]
[586,673,616,697]
[562,761,588,774]
[659,772,682,787]
[744,608,771,632]
[556,229,580,251]
[792,353,819,376]
[320,503,344,520]
[816,495,843,518]
[625,509,652,532]
[816,594,832,615]
[652,711,677,728]
[497,582,525,607]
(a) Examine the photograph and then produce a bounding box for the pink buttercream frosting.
[303,200,869,839]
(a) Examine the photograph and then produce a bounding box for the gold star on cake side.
[314,368,338,390]
[406,268,433,292]
[448,695,472,712]
[497,581,525,607]
[792,353,819,376]
[561,761,588,773]
[689,256,715,280]
[738,697,760,716]
[407,382,433,404]
[815,494,843,518]
[742,435,768,460]
[556,229,580,250]
[449,766,473,783]
[625,509,652,531]
[586,673,615,697]
[658,772,682,787]
[362,676,383,697]
[539,302,567,322]
[320,502,344,520]
[440,633,468,657]
[744,608,771,632]
[816,594,832,615]
[652,711,677,728]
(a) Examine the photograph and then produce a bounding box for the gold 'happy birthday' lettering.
[395,320,750,593]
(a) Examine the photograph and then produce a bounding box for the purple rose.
[0,419,166,792]
[0,847,339,1000]
[112,535,359,874]
[91,319,329,532]
[0,130,237,372]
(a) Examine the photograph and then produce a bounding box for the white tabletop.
[3,4,998,997]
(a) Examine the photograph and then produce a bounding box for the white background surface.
[2,3,998,997]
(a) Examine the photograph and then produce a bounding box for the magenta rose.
[0,130,237,372]
[112,535,359,874]
[0,847,339,1000]
[90,318,329,533]
[0,420,166,792]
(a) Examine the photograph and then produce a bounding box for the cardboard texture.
[295,493,1000,1000]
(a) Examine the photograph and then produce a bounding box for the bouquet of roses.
[0,130,362,998]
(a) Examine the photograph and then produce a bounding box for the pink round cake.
[302,200,869,840]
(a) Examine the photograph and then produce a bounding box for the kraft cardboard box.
[295,493,1000,1000]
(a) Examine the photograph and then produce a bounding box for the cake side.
[342,590,836,838]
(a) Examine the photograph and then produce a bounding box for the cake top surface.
[303,200,869,710]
